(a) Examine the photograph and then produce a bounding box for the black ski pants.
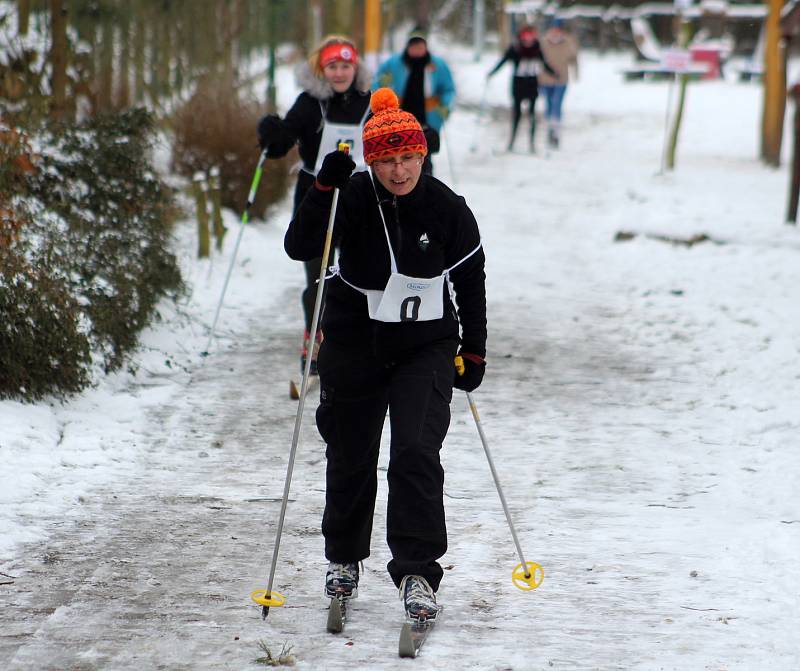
[316,337,458,592]
[510,76,540,147]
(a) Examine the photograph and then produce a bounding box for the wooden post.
[762,0,786,166]
[665,19,693,171]
[193,172,210,258]
[786,83,800,223]
[364,0,382,73]
[209,167,227,249]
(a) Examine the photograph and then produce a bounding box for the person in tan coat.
[538,19,579,149]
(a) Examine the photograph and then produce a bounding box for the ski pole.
[201,149,268,357]
[455,356,544,591]
[251,143,350,619]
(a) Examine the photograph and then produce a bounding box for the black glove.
[257,114,286,152]
[453,351,485,392]
[422,125,440,154]
[316,150,355,189]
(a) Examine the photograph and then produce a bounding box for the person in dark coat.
[284,88,486,622]
[257,35,372,374]
[487,25,555,152]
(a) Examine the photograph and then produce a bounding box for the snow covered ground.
[2,47,799,670]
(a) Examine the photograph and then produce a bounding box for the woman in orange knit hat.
[257,35,372,376]
[285,88,487,623]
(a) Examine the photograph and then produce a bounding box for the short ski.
[289,375,319,400]
[326,596,347,633]
[398,617,437,658]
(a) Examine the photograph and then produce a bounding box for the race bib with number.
[364,273,445,323]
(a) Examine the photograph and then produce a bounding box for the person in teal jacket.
[374,27,455,174]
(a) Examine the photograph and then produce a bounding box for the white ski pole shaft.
[203,150,268,356]
[465,390,530,575]
[262,152,345,618]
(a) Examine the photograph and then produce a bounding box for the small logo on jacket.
[418,233,430,251]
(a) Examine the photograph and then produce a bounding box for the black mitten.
[454,352,485,392]
[316,150,356,189]
[257,114,287,152]
[422,125,440,154]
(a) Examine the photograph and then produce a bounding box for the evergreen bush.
[0,109,182,400]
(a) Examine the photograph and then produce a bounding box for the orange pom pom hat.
[362,88,428,166]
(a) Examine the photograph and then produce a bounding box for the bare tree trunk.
[310,0,323,48]
[97,16,114,111]
[18,0,30,35]
[266,0,277,111]
[158,16,171,103]
[149,18,161,105]
[231,0,245,84]
[49,0,68,118]
[218,0,234,87]
[416,0,432,28]
[133,13,146,104]
[172,11,184,94]
[117,11,131,109]
[496,0,509,51]
[332,0,353,35]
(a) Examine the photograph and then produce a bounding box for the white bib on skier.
[363,273,447,322]
[335,174,482,323]
[311,102,370,175]
[517,58,541,77]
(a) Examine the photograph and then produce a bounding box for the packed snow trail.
[2,53,800,669]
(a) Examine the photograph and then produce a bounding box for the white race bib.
[517,58,540,77]
[312,102,371,175]
[364,273,445,323]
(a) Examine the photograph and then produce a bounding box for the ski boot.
[548,127,560,149]
[325,562,359,600]
[399,575,440,622]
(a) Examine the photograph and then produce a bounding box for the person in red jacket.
[284,88,486,622]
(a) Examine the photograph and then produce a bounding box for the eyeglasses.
[373,154,423,170]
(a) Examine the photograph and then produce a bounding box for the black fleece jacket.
[284,172,487,359]
[267,88,371,173]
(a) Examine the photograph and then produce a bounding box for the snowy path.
[3,53,800,669]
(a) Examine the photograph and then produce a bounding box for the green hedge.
[0,109,182,400]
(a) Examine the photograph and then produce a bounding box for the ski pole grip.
[454,355,465,376]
